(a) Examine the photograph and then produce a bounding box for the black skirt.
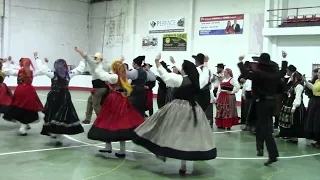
[3,107,39,124]
[279,103,306,138]
[305,96,320,141]
[40,89,84,135]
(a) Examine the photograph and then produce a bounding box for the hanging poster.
[141,35,159,51]
[199,14,244,36]
[162,33,187,51]
[149,18,185,33]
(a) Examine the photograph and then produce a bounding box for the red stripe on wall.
[7,86,243,106]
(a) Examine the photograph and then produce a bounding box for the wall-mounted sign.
[149,18,185,33]
[199,14,244,36]
[162,33,187,51]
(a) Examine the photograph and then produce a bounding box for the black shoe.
[264,158,278,166]
[257,150,263,157]
[99,149,112,153]
[179,169,186,175]
[217,126,225,129]
[115,153,126,158]
[226,128,231,130]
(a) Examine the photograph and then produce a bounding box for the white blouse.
[37,58,86,79]
[157,65,183,88]
[217,77,240,98]
[2,59,43,77]
[172,62,210,89]
[291,84,304,110]
[94,63,118,84]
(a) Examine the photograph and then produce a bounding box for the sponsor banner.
[149,18,185,33]
[199,14,244,36]
[162,33,187,51]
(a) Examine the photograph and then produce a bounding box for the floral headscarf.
[54,59,69,79]
[225,68,233,77]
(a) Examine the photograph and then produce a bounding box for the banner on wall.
[199,14,244,36]
[149,18,185,33]
[162,33,187,51]
[142,35,159,51]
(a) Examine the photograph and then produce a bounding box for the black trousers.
[255,99,279,160]
[197,89,211,112]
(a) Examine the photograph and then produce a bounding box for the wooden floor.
[0,90,319,180]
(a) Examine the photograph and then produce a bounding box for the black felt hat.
[287,65,297,72]
[192,53,205,65]
[216,63,225,68]
[252,53,273,65]
[142,63,153,68]
[133,56,145,66]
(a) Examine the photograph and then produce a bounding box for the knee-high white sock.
[180,160,187,169]
[119,141,126,154]
[104,142,112,151]
[19,124,27,134]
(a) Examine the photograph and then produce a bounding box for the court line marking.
[0,143,103,156]
[63,134,320,160]
[82,159,126,180]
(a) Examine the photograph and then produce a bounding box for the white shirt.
[213,72,224,89]
[84,55,110,80]
[241,79,252,97]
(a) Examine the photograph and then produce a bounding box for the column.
[187,0,195,57]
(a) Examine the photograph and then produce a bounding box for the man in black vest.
[238,53,287,166]
[126,56,151,117]
[192,53,211,115]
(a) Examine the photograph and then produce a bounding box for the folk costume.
[38,58,85,144]
[126,56,148,117]
[238,53,287,166]
[215,68,240,129]
[212,63,225,97]
[304,78,320,148]
[0,61,12,114]
[192,53,211,112]
[278,72,306,142]
[76,50,110,124]
[156,61,174,108]
[88,61,144,158]
[143,63,156,116]
[3,58,44,135]
[133,60,216,174]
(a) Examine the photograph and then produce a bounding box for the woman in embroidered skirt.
[88,59,144,158]
[0,59,13,114]
[132,54,216,175]
[304,69,320,148]
[2,58,44,135]
[278,72,306,143]
[36,56,85,145]
[215,68,240,130]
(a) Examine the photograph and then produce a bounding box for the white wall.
[288,0,320,16]
[2,0,89,67]
[89,0,134,63]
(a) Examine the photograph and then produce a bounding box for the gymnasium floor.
[0,90,319,180]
